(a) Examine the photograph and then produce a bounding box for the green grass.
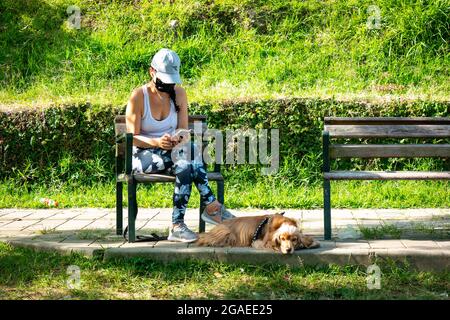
[359,221,450,240]
[0,179,448,209]
[0,242,448,299]
[359,224,403,240]
[0,0,448,109]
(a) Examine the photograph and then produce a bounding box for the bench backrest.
[115,115,207,157]
[324,117,450,159]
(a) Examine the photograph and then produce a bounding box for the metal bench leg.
[128,179,137,242]
[199,201,206,233]
[217,180,224,204]
[323,179,331,240]
[116,181,123,235]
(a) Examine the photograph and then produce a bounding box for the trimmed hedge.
[0,104,122,186]
[0,99,449,186]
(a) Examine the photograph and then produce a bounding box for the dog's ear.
[274,234,281,247]
[294,231,305,250]
[294,241,305,250]
[299,235,319,249]
[279,211,285,216]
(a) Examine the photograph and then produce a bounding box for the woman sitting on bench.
[125,48,235,243]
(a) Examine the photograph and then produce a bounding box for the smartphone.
[171,129,191,144]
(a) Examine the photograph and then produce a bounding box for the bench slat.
[324,124,450,138]
[188,121,207,133]
[330,144,450,158]
[118,172,224,183]
[324,171,450,180]
[324,117,450,125]
[115,123,127,135]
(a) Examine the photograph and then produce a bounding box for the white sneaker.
[167,223,198,243]
[201,205,235,225]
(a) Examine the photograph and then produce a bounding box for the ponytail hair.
[167,86,180,113]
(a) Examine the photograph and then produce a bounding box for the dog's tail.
[196,224,236,247]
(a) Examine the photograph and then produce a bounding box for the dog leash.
[123,226,168,242]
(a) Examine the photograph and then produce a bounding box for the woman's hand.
[158,133,174,150]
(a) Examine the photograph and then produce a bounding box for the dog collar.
[251,217,269,243]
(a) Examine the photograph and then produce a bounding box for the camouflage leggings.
[131,142,216,224]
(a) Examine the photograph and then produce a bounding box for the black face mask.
[154,77,175,93]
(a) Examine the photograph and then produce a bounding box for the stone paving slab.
[369,240,406,249]
[23,219,75,232]
[335,240,370,249]
[0,211,12,218]
[355,219,384,226]
[0,212,54,221]
[0,211,35,220]
[47,220,95,231]
[83,219,115,230]
[435,241,450,250]
[400,240,441,249]
[137,219,155,231]
[350,209,381,220]
[22,220,77,232]
[301,221,323,230]
[1,220,40,230]
[44,212,83,220]
[333,219,361,228]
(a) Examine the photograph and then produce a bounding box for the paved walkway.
[0,208,449,271]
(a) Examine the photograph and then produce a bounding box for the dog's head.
[270,214,302,254]
[269,214,320,253]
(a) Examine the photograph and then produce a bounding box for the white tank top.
[140,84,178,138]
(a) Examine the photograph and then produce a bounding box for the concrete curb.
[6,239,103,258]
[102,245,449,272]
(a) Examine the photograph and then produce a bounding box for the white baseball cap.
[150,48,182,84]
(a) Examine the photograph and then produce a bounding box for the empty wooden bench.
[114,115,224,242]
[322,117,450,240]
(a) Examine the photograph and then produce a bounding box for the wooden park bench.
[322,117,450,240]
[114,115,224,242]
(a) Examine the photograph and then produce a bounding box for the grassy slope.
[0,243,448,299]
[0,0,449,108]
[1,180,448,209]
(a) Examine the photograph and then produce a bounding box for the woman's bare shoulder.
[126,87,144,116]
[175,86,188,108]
[175,85,186,96]
[129,86,144,103]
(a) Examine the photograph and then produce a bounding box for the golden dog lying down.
[196,213,320,254]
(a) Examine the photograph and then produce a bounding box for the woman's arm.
[126,89,165,149]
